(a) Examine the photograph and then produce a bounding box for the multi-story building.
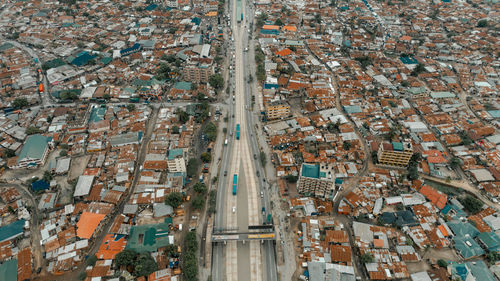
[266,100,291,120]
[16,134,51,168]
[182,64,213,83]
[377,141,413,167]
[297,164,336,199]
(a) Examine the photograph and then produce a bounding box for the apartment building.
[378,141,413,167]
[266,101,291,120]
[297,164,336,199]
[182,65,213,83]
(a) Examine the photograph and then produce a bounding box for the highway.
[212,0,277,279]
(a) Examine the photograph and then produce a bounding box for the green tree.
[360,253,374,263]
[134,253,158,277]
[201,152,211,163]
[449,157,462,169]
[459,195,483,214]
[165,192,183,208]
[127,104,136,112]
[86,255,98,266]
[437,259,448,268]
[102,93,111,100]
[274,18,284,26]
[204,122,217,142]
[487,252,500,263]
[260,151,267,166]
[12,97,28,109]
[411,63,426,76]
[209,74,224,90]
[192,194,205,210]
[115,249,137,267]
[4,148,15,158]
[43,171,53,183]
[208,189,217,214]
[458,131,473,145]
[285,175,298,183]
[172,126,180,134]
[187,158,199,178]
[164,244,178,258]
[60,150,68,157]
[26,126,41,135]
[193,182,207,194]
[256,13,268,27]
[176,109,189,123]
[78,272,87,280]
[477,19,488,27]
[156,63,171,80]
[343,141,352,151]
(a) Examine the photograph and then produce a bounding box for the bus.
[236,124,240,140]
[232,174,238,195]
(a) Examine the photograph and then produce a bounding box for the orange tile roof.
[437,224,449,237]
[276,48,293,57]
[283,25,297,32]
[262,24,280,30]
[76,212,106,239]
[419,185,447,209]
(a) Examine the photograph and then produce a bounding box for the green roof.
[392,142,403,151]
[453,236,484,259]
[477,232,500,251]
[174,81,192,90]
[301,164,320,179]
[0,259,17,281]
[447,220,480,238]
[168,148,184,160]
[430,92,456,99]
[0,43,14,52]
[126,222,171,253]
[17,135,50,165]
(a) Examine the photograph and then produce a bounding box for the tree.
[115,249,137,267]
[26,126,41,135]
[285,175,298,183]
[43,171,53,183]
[164,244,177,258]
[360,253,374,263]
[487,252,500,263]
[208,189,217,214]
[260,151,267,166]
[209,74,224,90]
[176,109,189,123]
[449,157,462,169]
[165,192,183,208]
[127,104,136,112]
[134,253,158,277]
[459,195,483,214]
[4,148,15,158]
[156,63,171,80]
[256,13,268,27]
[60,150,68,157]
[12,97,28,109]
[192,195,205,210]
[183,231,198,280]
[204,122,217,142]
[437,259,448,268]
[78,272,87,280]
[458,130,472,146]
[102,93,111,100]
[86,255,98,266]
[477,19,488,27]
[193,182,207,194]
[187,158,199,178]
[407,165,419,180]
[343,141,352,151]
[171,126,180,134]
[201,152,211,163]
[411,63,426,76]
[274,18,284,26]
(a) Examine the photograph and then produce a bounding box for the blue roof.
[168,148,184,160]
[32,180,49,191]
[392,142,404,151]
[477,232,500,251]
[145,3,157,10]
[120,43,142,56]
[71,51,96,67]
[191,17,201,25]
[0,220,25,242]
[174,81,192,90]
[450,261,496,281]
[301,164,320,179]
[453,236,484,259]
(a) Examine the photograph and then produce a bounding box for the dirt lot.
[422,248,461,262]
[406,261,431,274]
[55,175,73,206]
[67,154,91,180]
[1,149,62,182]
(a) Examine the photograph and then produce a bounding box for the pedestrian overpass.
[212,225,276,242]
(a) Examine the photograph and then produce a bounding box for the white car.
[260,191,264,198]
[232,206,236,213]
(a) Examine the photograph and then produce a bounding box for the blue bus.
[232,174,238,195]
[236,124,240,140]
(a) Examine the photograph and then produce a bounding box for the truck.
[267,213,272,224]
[232,174,238,195]
[38,83,44,93]
[236,124,240,140]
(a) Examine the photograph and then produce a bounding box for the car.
[253,154,257,159]
[256,171,260,177]
[263,178,266,182]
[232,206,236,213]
[260,191,264,198]
[224,171,228,176]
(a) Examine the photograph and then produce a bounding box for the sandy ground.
[422,248,461,262]
[67,154,91,180]
[406,261,431,274]
[1,148,62,182]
